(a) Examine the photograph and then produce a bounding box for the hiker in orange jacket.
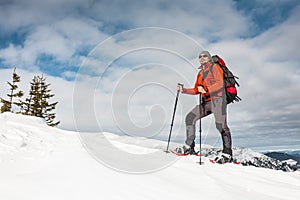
[177,50,233,162]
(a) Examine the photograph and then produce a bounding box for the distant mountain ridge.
[264,151,300,170]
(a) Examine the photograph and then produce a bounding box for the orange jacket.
[183,61,224,102]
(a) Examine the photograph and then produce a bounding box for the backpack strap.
[202,63,214,80]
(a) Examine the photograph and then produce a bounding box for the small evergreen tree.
[0,99,11,113]
[25,75,60,126]
[1,68,24,113]
[39,75,60,126]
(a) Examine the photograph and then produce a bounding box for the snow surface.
[1,113,300,200]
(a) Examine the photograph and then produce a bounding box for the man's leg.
[212,98,232,156]
[185,102,211,149]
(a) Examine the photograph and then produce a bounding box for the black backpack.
[212,55,241,104]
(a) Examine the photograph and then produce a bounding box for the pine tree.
[39,75,60,126]
[1,68,24,113]
[25,75,60,126]
[0,99,11,113]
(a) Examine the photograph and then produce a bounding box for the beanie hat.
[199,50,212,61]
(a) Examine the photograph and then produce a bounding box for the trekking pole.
[165,83,182,152]
[199,92,202,165]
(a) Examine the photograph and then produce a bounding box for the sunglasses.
[199,54,208,58]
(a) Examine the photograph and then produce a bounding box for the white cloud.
[0,17,107,71]
[0,0,91,32]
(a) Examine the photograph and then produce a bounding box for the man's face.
[199,54,209,65]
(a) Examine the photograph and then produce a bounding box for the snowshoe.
[214,153,233,164]
[174,145,191,155]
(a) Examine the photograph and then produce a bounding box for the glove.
[177,83,184,93]
[197,85,206,93]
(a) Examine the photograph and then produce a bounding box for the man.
[177,50,233,163]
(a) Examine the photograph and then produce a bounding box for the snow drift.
[1,113,300,200]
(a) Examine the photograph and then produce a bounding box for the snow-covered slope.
[1,113,300,200]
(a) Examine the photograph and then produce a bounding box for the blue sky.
[233,0,297,33]
[0,0,300,151]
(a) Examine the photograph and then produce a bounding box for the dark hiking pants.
[185,97,232,156]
